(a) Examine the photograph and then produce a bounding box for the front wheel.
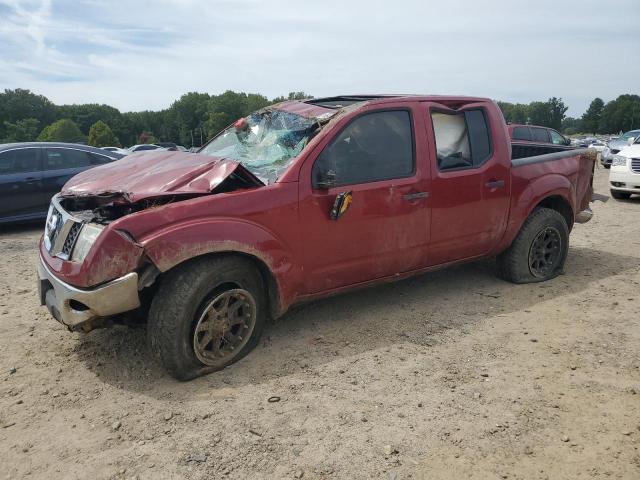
[147,256,267,380]
[496,207,569,284]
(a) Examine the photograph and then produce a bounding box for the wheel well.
[153,251,281,319]
[535,196,574,231]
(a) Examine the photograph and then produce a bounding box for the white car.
[588,141,607,152]
[101,146,129,156]
[609,140,640,199]
[128,144,164,153]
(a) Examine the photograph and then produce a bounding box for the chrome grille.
[45,206,65,252]
[44,197,83,259]
[631,158,640,174]
[61,222,82,256]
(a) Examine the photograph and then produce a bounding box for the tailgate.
[576,150,597,212]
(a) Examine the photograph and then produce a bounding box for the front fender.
[140,218,298,315]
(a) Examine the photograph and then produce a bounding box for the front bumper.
[38,255,140,331]
[609,167,640,194]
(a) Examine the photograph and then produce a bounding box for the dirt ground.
[0,166,638,480]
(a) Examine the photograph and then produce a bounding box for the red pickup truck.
[37,95,596,380]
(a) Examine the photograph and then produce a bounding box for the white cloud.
[0,0,638,115]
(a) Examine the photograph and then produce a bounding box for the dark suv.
[508,124,573,159]
[0,143,123,223]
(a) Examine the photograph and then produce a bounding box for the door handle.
[402,191,429,201]
[485,180,505,189]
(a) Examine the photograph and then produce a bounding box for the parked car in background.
[588,140,607,153]
[101,146,129,156]
[0,143,124,223]
[128,144,163,153]
[602,129,640,168]
[154,142,187,151]
[37,95,596,380]
[609,137,640,199]
[508,124,573,159]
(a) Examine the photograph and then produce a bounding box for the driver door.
[298,106,431,294]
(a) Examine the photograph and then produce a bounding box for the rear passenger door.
[0,147,44,220]
[425,104,511,265]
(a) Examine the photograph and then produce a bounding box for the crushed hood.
[61,151,263,202]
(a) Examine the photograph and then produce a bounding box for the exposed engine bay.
[59,168,262,224]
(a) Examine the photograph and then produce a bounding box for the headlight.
[611,155,628,167]
[70,223,105,263]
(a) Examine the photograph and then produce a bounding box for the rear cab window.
[431,109,492,171]
[0,148,41,175]
[531,128,550,143]
[512,126,531,141]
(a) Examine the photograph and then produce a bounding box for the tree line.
[1,89,639,148]
[498,95,640,135]
[0,89,309,148]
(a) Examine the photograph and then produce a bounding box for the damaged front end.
[37,101,341,333]
[39,159,265,332]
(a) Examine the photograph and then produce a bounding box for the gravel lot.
[0,167,638,480]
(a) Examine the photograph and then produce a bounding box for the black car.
[0,142,124,224]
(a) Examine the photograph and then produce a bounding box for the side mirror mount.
[628,137,635,146]
[315,169,337,190]
[330,191,353,221]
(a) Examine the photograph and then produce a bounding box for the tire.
[610,189,631,200]
[147,256,267,380]
[603,164,611,169]
[496,207,569,284]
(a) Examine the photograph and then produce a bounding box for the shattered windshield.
[199,108,321,184]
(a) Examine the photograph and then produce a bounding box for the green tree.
[58,103,127,143]
[137,131,156,144]
[561,117,583,135]
[2,118,40,142]
[599,94,640,134]
[581,98,604,133]
[527,101,550,127]
[526,98,567,130]
[167,92,211,148]
[546,97,568,131]
[497,101,528,124]
[37,119,86,143]
[272,91,312,103]
[0,89,56,140]
[87,120,120,147]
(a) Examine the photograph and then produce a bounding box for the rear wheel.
[497,207,569,284]
[147,256,267,380]
[610,189,631,200]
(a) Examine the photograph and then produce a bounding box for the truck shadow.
[72,245,639,397]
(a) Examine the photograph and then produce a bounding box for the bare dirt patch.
[0,167,638,479]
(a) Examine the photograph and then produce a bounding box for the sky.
[0,0,638,116]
